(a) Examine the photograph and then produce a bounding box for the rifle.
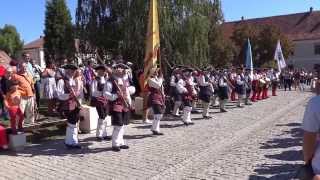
[112,79,131,109]
[57,68,82,109]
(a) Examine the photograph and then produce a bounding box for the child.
[4,80,24,135]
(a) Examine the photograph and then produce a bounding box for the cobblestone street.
[0,90,312,180]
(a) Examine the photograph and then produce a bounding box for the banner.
[245,38,253,77]
[274,40,287,72]
[143,0,160,88]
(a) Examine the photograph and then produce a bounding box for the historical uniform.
[170,69,183,117]
[218,72,229,112]
[270,70,280,96]
[56,64,82,149]
[197,71,214,119]
[91,65,110,141]
[251,71,259,102]
[177,68,196,126]
[210,72,220,107]
[257,72,265,100]
[147,68,165,135]
[262,71,270,99]
[105,64,135,152]
[229,71,237,101]
[244,70,252,105]
[235,69,246,108]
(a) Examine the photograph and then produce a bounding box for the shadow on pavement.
[0,140,113,157]
[249,122,304,179]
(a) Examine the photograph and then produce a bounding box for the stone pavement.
[0,90,312,180]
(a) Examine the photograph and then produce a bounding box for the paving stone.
[0,90,312,180]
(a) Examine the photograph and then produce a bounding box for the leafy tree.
[44,0,75,64]
[231,23,259,66]
[208,0,235,68]
[257,25,294,68]
[0,24,23,58]
[76,0,215,69]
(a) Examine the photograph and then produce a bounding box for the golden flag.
[143,0,160,88]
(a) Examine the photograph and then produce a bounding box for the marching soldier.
[229,68,237,101]
[147,67,165,135]
[244,69,253,105]
[218,70,233,112]
[170,68,183,117]
[251,70,259,102]
[91,65,111,141]
[197,68,214,119]
[257,70,265,101]
[105,63,136,152]
[177,68,196,126]
[262,70,271,99]
[235,67,246,108]
[56,64,82,149]
[270,69,280,96]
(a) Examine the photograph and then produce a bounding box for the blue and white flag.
[274,40,287,72]
[245,38,253,77]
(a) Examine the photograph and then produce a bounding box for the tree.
[76,0,215,69]
[44,0,75,64]
[0,24,23,58]
[231,23,259,66]
[256,25,294,68]
[208,0,235,68]
[230,23,294,68]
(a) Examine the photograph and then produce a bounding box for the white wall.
[289,39,320,70]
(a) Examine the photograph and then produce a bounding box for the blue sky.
[0,0,319,44]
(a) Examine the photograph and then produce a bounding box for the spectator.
[83,61,95,101]
[12,62,35,124]
[22,53,34,77]
[4,80,24,134]
[74,69,84,104]
[302,79,320,179]
[31,60,43,107]
[42,61,57,115]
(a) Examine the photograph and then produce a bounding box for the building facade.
[23,37,46,68]
[222,8,320,70]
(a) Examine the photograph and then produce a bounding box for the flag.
[245,38,253,77]
[274,40,287,72]
[143,0,160,88]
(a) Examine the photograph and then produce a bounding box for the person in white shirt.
[176,68,196,126]
[235,67,245,108]
[302,79,320,179]
[147,67,165,135]
[170,69,183,117]
[91,65,111,141]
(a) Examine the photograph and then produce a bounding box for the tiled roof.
[23,37,44,49]
[0,50,12,66]
[222,10,320,41]
[24,37,81,52]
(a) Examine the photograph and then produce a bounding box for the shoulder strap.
[17,74,35,92]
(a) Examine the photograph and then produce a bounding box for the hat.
[112,63,130,69]
[62,64,78,70]
[94,64,106,71]
[126,61,133,67]
[182,68,194,73]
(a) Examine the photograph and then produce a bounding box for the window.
[315,44,320,55]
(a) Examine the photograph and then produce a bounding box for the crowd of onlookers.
[280,68,316,91]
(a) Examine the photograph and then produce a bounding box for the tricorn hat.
[112,63,130,69]
[62,64,78,70]
[94,64,106,71]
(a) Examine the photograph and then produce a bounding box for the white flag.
[274,40,287,72]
